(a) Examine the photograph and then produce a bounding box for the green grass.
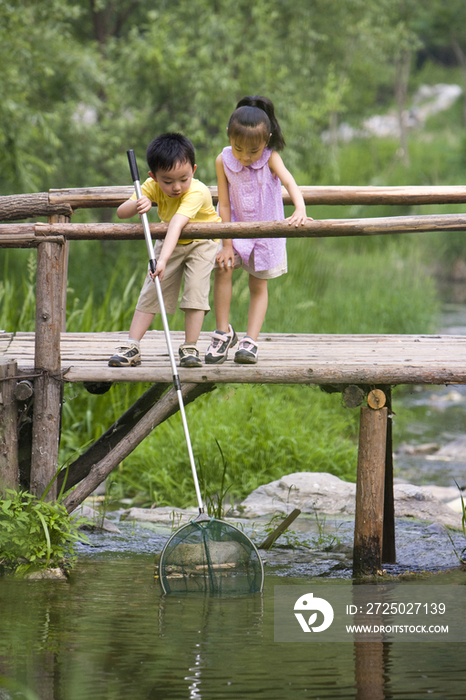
[108,384,359,508]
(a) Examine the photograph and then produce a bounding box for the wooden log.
[342,384,366,408]
[30,240,64,501]
[0,360,19,493]
[62,382,214,513]
[18,396,34,491]
[0,193,72,222]
[48,214,70,332]
[48,184,466,209]
[382,387,396,564]
[14,380,34,401]
[1,184,465,222]
[49,186,134,209]
[353,406,388,577]
[367,389,386,409]
[60,362,466,386]
[258,508,301,549]
[0,224,36,236]
[35,212,466,242]
[0,236,63,248]
[0,223,53,249]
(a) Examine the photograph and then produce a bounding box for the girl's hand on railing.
[286,207,313,227]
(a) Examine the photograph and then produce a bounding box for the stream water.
[1,300,466,699]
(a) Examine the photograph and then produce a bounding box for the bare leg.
[213,266,234,332]
[128,309,155,341]
[247,275,268,341]
[184,308,205,345]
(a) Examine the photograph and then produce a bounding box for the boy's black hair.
[146,133,196,173]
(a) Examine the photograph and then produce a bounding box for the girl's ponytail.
[235,95,286,151]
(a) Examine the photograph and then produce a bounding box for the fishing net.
[126,151,264,597]
[158,516,264,595]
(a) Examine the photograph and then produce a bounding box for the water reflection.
[354,643,386,700]
[1,558,466,699]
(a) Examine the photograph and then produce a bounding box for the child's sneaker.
[234,337,258,364]
[205,325,237,364]
[108,343,141,367]
[179,344,202,368]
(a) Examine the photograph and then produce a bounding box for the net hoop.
[158,516,264,595]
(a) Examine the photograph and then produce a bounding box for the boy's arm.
[153,213,189,280]
[268,151,311,226]
[215,154,235,268]
[117,196,152,219]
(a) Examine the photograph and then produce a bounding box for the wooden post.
[0,360,19,494]
[30,238,64,500]
[382,386,396,563]
[47,214,70,331]
[353,401,388,577]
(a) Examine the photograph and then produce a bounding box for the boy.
[108,133,220,368]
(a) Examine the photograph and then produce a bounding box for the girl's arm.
[268,151,311,226]
[153,213,190,280]
[215,154,235,268]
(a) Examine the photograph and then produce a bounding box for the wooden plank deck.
[2,330,466,386]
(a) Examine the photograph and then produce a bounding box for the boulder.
[233,472,464,529]
[163,540,248,568]
[121,506,195,526]
[427,435,466,461]
[393,483,463,529]
[422,485,462,502]
[232,472,356,517]
[25,567,68,581]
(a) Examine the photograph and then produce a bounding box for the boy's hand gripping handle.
[126,149,157,275]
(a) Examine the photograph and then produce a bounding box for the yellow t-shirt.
[131,177,220,244]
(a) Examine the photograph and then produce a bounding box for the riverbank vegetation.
[2,0,466,507]
[0,489,88,574]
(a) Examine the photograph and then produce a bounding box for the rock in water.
[166,540,248,568]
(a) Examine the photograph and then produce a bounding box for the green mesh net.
[158,517,264,595]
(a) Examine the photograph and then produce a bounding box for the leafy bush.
[0,490,88,574]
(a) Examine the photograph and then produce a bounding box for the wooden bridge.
[2,329,466,386]
[2,184,466,577]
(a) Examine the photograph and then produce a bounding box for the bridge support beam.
[353,401,388,577]
[382,387,396,564]
[0,359,20,494]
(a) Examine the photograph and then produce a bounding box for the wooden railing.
[2,184,466,222]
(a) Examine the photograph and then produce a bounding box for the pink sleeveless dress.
[222,146,286,272]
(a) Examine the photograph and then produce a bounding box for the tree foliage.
[0,0,463,195]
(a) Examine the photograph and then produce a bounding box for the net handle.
[127,149,204,513]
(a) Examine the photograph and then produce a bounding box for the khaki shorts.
[215,243,287,279]
[136,239,218,315]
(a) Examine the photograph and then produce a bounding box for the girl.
[205,95,310,365]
